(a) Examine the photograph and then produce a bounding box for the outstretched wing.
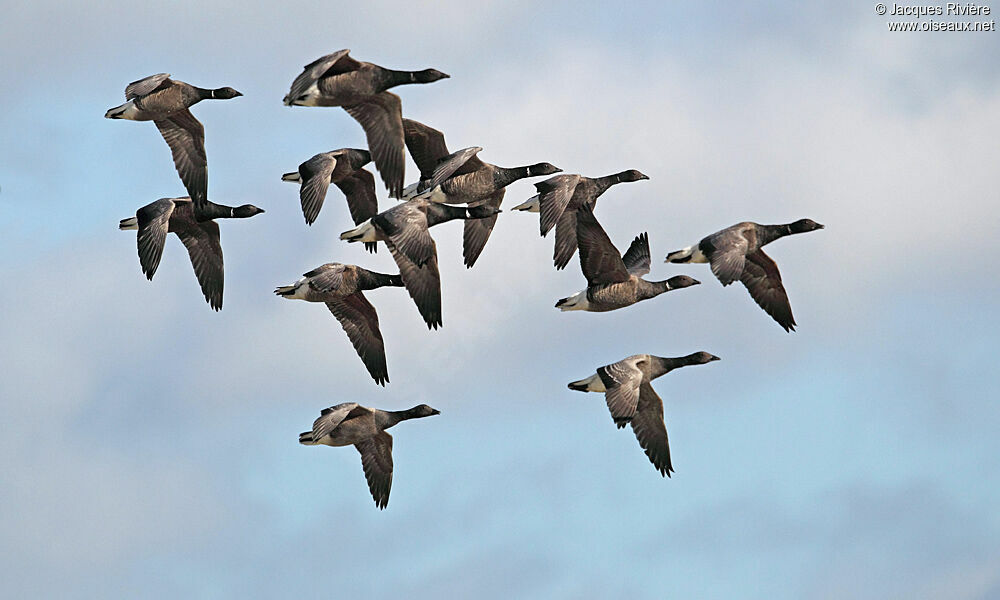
[704,228,749,286]
[297,153,337,225]
[374,203,436,267]
[403,118,451,179]
[154,109,208,210]
[553,210,579,270]
[125,73,171,100]
[386,240,441,329]
[334,168,379,225]
[343,92,404,198]
[429,146,483,190]
[740,249,796,332]
[576,205,630,286]
[355,431,393,509]
[463,189,504,268]
[597,356,645,428]
[284,49,358,104]
[630,382,673,477]
[535,174,581,237]
[325,292,390,386]
[134,198,176,280]
[303,263,346,294]
[171,204,224,311]
[309,402,362,442]
[621,232,651,277]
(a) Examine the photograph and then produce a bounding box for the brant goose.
[300,402,440,509]
[665,219,824,331]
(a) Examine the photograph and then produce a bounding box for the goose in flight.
[568,352,720,477]
[275,263,403,385]
[281,148,378,252]
[511,169,648,269]
[665,219,824,331]
[105,74,242,215]
[340,199,500,329]
[119,197,263,310]
[556,206,699,312]
[283,50,450,199]
[300,402,440,509]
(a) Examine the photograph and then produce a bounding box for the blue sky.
[2,1,999,598]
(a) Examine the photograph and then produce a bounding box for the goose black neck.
[425,202,470,226]
[362,271,404,290]
[651,355,685,376]
[757,224,793,246]
[637,279,671,299]
[593,173,623,195]
[382,405,434,428]
[385,69,423,87]
[196,202,255,221]
[494,166,530,187]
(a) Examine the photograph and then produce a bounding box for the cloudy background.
[2,1,999,598]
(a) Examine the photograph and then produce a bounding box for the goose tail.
[511,195,541,212]
[298,431,317,445]
[119,217,138,230]
[665,245,696,264]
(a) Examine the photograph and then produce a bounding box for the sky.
[2,1,1000,598]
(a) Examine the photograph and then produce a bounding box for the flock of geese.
[106,50,824,509]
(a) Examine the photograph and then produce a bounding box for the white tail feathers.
[119,217,138,230]
[511,195,541,212]
[567,373,604,392]
[340,221,377,242]
[665,245,706,264]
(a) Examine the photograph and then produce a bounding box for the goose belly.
[587,283,637,312]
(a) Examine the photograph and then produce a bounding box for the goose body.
[105,74,242,212]
[567,352,721,476]
[275,263,403,385]
[339,199,500,329]
[665,219,824,331]
[556,207,699,312]
[118,197,263,310]
[511,170,649,270]
[283,50,450,199]
[299,402,440,509]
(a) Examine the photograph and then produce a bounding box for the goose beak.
[709,355,721,362]
[431,409,441,415]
